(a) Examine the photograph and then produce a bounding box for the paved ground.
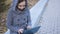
[37,0,60,34]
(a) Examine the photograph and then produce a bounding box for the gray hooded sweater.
[6,0,31,34]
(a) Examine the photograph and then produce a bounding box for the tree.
[0,0,7,13]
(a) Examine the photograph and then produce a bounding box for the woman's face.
[18,1,26,11]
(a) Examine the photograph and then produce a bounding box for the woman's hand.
[27,26,31,30]
[18,29,24,34]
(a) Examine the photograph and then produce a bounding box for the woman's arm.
[27,10,32,29]
[6,8,20,32]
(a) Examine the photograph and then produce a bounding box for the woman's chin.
[18,8,25,11]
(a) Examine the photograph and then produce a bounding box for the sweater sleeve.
[27,10,32,26]
[6,8,20,32]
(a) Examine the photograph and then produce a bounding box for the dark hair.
[15,0,27,10]
[17,0,26,5]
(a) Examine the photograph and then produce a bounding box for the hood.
[10,0,29,14]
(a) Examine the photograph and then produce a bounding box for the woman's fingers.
[18,29,24,34]
[27,26,31,29]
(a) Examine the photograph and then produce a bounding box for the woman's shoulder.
[7,8,14,16]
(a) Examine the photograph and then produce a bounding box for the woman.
[6,0,32,34]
